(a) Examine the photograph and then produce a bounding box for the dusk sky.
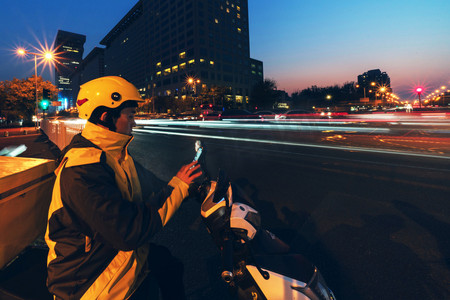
[1,0,449,100]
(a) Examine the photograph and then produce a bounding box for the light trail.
[136,120,391,133]
[133,128,450,160]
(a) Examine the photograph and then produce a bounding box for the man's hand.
[176,161,202,185]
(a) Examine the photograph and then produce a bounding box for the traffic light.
[43,88,51,100]
[40,99,50,110]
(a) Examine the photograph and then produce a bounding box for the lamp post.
[441,86,447,107]
[415,87,423,109]
[17,48,55,129]
[187,77,201,107]
[379,87,387,107]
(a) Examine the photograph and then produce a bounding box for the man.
[45,76,201,299]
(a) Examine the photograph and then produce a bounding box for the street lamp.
[379,86,387,106]
[415,87,423,109]
[441,86,447,107]
[187,77,201,106]
[16,47,55,128]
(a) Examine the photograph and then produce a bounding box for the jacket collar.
[81,121,133,161]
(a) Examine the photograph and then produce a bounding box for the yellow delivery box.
[0,156,56,269]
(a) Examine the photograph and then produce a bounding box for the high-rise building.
[95,0,257,108]
[69,47,105,103]
[53,30,86,108]
[250,58,263,87]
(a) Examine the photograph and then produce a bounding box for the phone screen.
[193,147,203,161]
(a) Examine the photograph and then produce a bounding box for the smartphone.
[193,147,203,162]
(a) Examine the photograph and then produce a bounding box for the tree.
[0,75,58,122]
[291,81,359,109]
[198,85,230,108]
[249,79,278,110]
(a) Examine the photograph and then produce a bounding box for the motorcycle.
[192,140,336,300]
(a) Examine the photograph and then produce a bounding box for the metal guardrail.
[41,118,86,150]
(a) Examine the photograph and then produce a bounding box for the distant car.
[255,110,276,119]
[220,109,260,120]
[200,111,222,121]
[276,109,314,119]
[177,111,200,120]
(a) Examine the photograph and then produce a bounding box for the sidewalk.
[0,127,40,137]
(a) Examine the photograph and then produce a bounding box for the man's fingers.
[188,164,201,173]
[190,170,202,180]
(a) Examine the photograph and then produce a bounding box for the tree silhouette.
[0,75,58,122]
[249,79,278,110]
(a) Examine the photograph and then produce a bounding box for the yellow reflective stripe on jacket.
[80,250,136,300]
[45,158,67,266]
[64,147,103,168]
[158,176,189,226]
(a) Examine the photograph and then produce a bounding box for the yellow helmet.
[76,76,144,120]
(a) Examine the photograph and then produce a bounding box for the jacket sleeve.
[133,160,191,226]
[59,161,163,251]
[158,176,190,226]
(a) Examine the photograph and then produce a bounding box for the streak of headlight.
[133,128,450,160]
[135,120,390,133]
[398,122,450,126]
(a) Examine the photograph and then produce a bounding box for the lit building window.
[215,18,219,23]
[237,6,240,11]
[156,62,161,68]
[180,62,186,70]
[179,52,186,59]
[172,65,179,72]
[237,28,241,33]
[156,71,162,77]
[226,8,230,13]
[210,61,214,65]
[200,58,205,63]
[237,13,240,18]
[164,68,171,75]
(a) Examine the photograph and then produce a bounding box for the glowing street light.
[415,87,423,109]
[187,77,201,94]
[16,47,56,128]
[186,77,201,107]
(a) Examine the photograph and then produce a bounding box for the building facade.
[97,0,256,107]
[53,30,86,108]
[250,58,263,87]
[69,47,105,103]
[62,0,261,109]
